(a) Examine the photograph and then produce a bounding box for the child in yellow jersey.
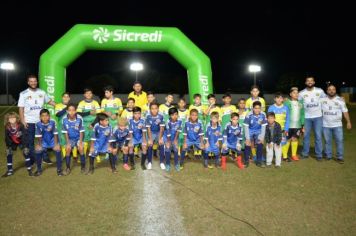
[76,88,101,162]
[142,91,156,118]
[204,94,222,125]
[101,85,123,128]
[159,93,175,123]
[221,93,237,130]
[121,98,135,120]
[178,97,189,156]
[188,94,207,158]
[55,92,73,157]
[246,85,266,112]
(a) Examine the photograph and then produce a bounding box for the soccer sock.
[72,147,78,158]
[148,146,153,163]
[282,141,291,159]
[65,155,71,168]
[42,149,49,161]
[123,154,128,164]
[89,155,95,169]
[291,141,298,157]
[80,154,85,165]
[173,151,179,166]
[159,145,165,163]
[36,151,43,172]
[6,153,13,171]
[83,142,89,157]
[256,143,263,163]
[129,153,135,165]
[180,150,186,165]
[215,155,219,165]
[109,153,115,169]
[165,151,171,166]
[141,153,147,166]
[153,143,158,157]
[113,154,118,166]
[251,148,256,157]
[55,151,62,172]
[244,146,251,164]
[23,151,32,170]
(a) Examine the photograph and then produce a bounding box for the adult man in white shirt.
[18,75,56,165]
[321,84,351,163]
[298,76,326,160]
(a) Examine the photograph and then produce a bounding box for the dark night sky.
[0,2,353,98]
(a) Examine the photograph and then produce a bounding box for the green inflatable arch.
[39,24,213,114]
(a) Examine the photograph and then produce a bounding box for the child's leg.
[159,144,165,164]
[35,148,43,173]
[165,144,171,166]
[54,149,63,173]
[274,144,282,166]
[23,147,32,172]
[203,151,209,168]
[266,143,274,166]
[256,143,263,164]
[141,144,147,169]
[282,139,291,160]
[244,145,251,166]
[173,145,179,166]
[6,147,14,173]
[291,137,299,159]
[129,146,135,168]
[235,151,244,169]
[65,145,72,169]
[122,146,129,164]
[147,144,153,164]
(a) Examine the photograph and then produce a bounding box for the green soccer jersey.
[284,99,305,129]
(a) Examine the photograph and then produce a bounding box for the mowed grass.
[0,105,355,235]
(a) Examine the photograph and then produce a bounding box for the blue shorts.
[133,137,143,146]
[111,140,129,149]
[248,133,261,145]
[184,141,202,151]
[205,146,220,156]
[68,139,80,148]
[222,144,242,155]
[90,143,109,157]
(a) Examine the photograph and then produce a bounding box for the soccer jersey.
[221,105,237,129]
[5,124,24,146]
[320,96,348,128]
[110,126,130,143]
[245,97,266,112]
[129,118,147,144]
[189,104,207,122]
[62,115,85,141]
[183,121,204,143]
[244,112,267,137]
[101,97,123,120]
[128,91,147,109]
[223,123,243,147]
[164,119,182,141]
[298,87,326,119]
[55,103,67,145]
[35,120,58,148]
[159,103,175,123]
[91,123,112,148]
[205,105,222,126]
[145,113,165,133]
[76,99,101,123]
[178,108,189,122]
[142,103,151,118]
[268,104,290,131]
[205,123,223,147]
[18,88,50,123]
[237,109,248,126]
[121,108,133,120]
[284,99,304,129]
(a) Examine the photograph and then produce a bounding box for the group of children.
[3,85,305,177]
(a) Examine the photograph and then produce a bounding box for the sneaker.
[166,165,171,172]
[180,163,184,170]
[34,171,42,176]
[175,164,180,172]
[301,155,309,159]
[66,168,71,175]
[112,167,118,173]
[147,162,152,170]
[123,164,131,171]
[86,168,94,175]
[266,164,272,168]
[81,167,86,174]
[104,153,109,160]
[131,164,136,170]
[160,163,166,170]
[316,158,323,162]
[326,158,332,161]
[96,156,101,163]
[291,156,299,161]
[336,158,344,164]
[275,165,281,168]
[208,164,214,169]
[141,164,147,170]
[2,171,13,177]
[57,170,64,176]
[43,158,53,165]
[28,170,34,176]
[244,162,249,168]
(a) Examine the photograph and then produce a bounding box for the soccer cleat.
[96,156,101,163]
[81,167,86,174]
[123,164,131,171]
[34,171,42,176]
[86,167,94,175]
[147,162,152,170]
[336,159,344,164]
[28,170,34,176]
[275,165,281,168]
[112,167,118,173]
[2,171,14,177]
[301,155,309,159]
[130,164,136,170]
[141,164,147,170]
[208,164,214,169]
[65,168,71,175]
[57,170,64,176]
[236,156,244,169]
[175,164,180,172]
[160,163,166,170]
[43,158,53,165]
[180,163,184,170]
[165,165,171,172]
[291,155,299,161]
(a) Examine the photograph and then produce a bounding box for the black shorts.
[287,128,302,139]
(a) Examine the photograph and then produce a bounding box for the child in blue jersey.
[34,109,63,176]
[204,112,223,169]
[164,107,182,172]
[146,102,165,170]
[110,117,131,171]
[221,112,244,170]
[180,109,204,169]
[62,104,85,175]
[128,106,147,170]
[244,101,267,168]
[87,113,112,174]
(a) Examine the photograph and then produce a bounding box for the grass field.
[0,106,355,235]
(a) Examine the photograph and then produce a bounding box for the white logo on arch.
[92,27,110,44]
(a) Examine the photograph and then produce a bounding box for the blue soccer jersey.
[183,120,204,143]
[223,123,243,148]
[145,114,165,134]
[62,115,85,142]
[110,126,130,144]
[205,123,223,150]
[91,123,112,151]
[35,120,58,148]
[129,118,147,145]
[164,119,182,141]
[243,112,267,138]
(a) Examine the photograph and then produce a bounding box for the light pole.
[248,64,261,86]
[1,62,15,105]
[130,62,144,82]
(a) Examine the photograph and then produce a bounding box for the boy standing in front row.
[204,112,222,169]
[265,112,283,168]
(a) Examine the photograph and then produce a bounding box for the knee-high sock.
[109,153,115,169]
[159,145,165,163]
[165,151,171,166]
[65,155,71,168]
[129,153,135,165]
[89,155,95,169]
[291,141,298,157]
[42,149,49,161]
[6,153,13,171]
[141,153,147,166]
[113,154,118,166]
[55,150,62,171]
[80,154,86,165]
[36,151,43,171]
[83,142,89,157]
[244,146,251,163]
[72,147,78,158]
[23,151,32,170]
[282,141,291,159]
[123,154,128,164]
[147,146,153,163]
[180,150,186,164]
[256,143,263,163]
[173,151,179,166]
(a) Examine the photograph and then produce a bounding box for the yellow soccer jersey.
[246,97,266,112]
[55,103,67,117]
[101,97,123,115]
[121,108,133,120]
[178,108,189,122]
[189,104,207,121]
[128,91,147,109]
[76,100,101,123]
[221,105,237,127]
[159,103,175,122]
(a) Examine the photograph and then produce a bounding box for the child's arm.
[158,120,165,145]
